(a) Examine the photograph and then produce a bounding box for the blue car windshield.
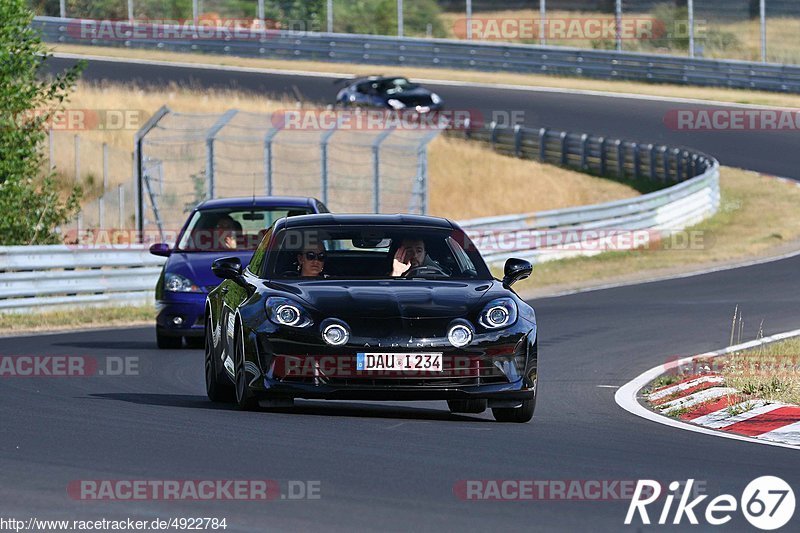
[176,207,311,252]
[266,225,492,280]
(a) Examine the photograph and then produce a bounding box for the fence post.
[490,121,498,150]
[49,130,55,170]
[676,149,684,182]
[661,146,670,182]
[599,137,606,175]
[538,128,547,162]
[133,105,170,239]
[118,185,125,229]
[100,142,108,228]
[580,133,588,170]
[648,144,656,179]
[320,119,340,205]
[632,142,641,180]
[416,129,440,215]
[560,132,568,166]
[463,117,472,139]
[514,124,522,157]
[615,140,624,178]
[264,121,285,196]
[74,134,80,183]
[205,109,238,200]
[372,126,396,213]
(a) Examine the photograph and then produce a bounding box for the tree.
[0,0,84,244]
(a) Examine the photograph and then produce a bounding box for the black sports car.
[335,76,443,114]
[204,214,538,422]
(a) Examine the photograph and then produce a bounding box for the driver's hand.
[391,246,411,277]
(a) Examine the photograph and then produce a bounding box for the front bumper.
[155,292,206,337]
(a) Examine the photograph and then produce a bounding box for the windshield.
[176,207,312,252]
[377,77,418,94]
[265,225,491,280]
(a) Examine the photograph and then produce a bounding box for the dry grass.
[427,135,637,219]
[55,82,639,220]
[53,44,800,109]
[512,168,800,295]
[0,305,153,335]
[723,338,800,405]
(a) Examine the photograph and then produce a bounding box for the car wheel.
[447,399,487,414]
[234,325,258,411]
[205,319,234,403]
[491,399,535,423]
[185,336,204,349]
[156,327,182,349]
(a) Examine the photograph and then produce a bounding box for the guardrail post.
[615,139,624,178]
[661,146,670,182]
[676,149,685,182]
[560,132,568,166]
[538,128,547,163]
[648,144,656,180]
[490,121,498,150]
[599,137,606,175]
[632,142,641,180]
[133,105,170,239]
[205,109,238,200]
[372,126,396,213]
[514,124,522,158]
[580,133,589,170]
[463,117,471,140]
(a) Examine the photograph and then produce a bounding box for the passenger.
[297,244,327,277]
[214,214,242,250]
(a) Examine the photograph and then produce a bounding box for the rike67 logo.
[625,477,795,530]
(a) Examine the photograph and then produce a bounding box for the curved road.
[2,55,796,531]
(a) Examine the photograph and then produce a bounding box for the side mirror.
[502,258,533,288]
[212,257,243,281]
[149,243,171,257]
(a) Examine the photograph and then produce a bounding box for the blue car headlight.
[266,297,313,328]
[478,298,518,330]
[164,273,201,293]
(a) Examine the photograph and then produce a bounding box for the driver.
[390,238,442,277]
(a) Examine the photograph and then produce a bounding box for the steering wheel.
[403,264,448,278]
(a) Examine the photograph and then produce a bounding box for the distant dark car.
[335,76,443,113]
[204,214,538,422]
[149,196,328,349]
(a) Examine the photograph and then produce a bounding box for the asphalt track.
[1,56,796,531]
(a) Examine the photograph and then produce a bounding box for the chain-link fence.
[135,107,442,237]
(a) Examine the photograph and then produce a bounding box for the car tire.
[205,319,234,403]
[234,325,259,411]
[447,399,487,414]
[156,327,182,349]
[491,399,535,423]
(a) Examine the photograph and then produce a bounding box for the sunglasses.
[303,252,326,261]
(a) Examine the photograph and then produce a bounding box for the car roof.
[280,213,455,230]
[352,75,409,85]
[196,196,319,210]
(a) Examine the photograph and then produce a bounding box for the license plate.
[356,353,443,372]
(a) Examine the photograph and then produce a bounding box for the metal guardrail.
[0,246,165,313]
[34,16,800,93]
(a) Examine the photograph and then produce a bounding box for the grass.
[52,43,800,109]
[55,82,640,221]
[0,305,154,335]
[723,338,800,405]
[512,168,800,296]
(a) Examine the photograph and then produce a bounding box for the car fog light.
[448,324,473,348]
[322,323,349,346]
[172,316,184,326]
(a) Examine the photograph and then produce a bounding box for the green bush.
[0,0,83,244]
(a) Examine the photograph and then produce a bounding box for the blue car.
[149,196,328,349]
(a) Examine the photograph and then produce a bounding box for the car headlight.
[478,298,518,329]
[387,98,406,110]
[430,92,441,105]
[447,321,474,348]
[266,297,313,328]
[164,273,201,293]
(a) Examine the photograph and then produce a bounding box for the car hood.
[270,279,495,320]
[165,251,255,289]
